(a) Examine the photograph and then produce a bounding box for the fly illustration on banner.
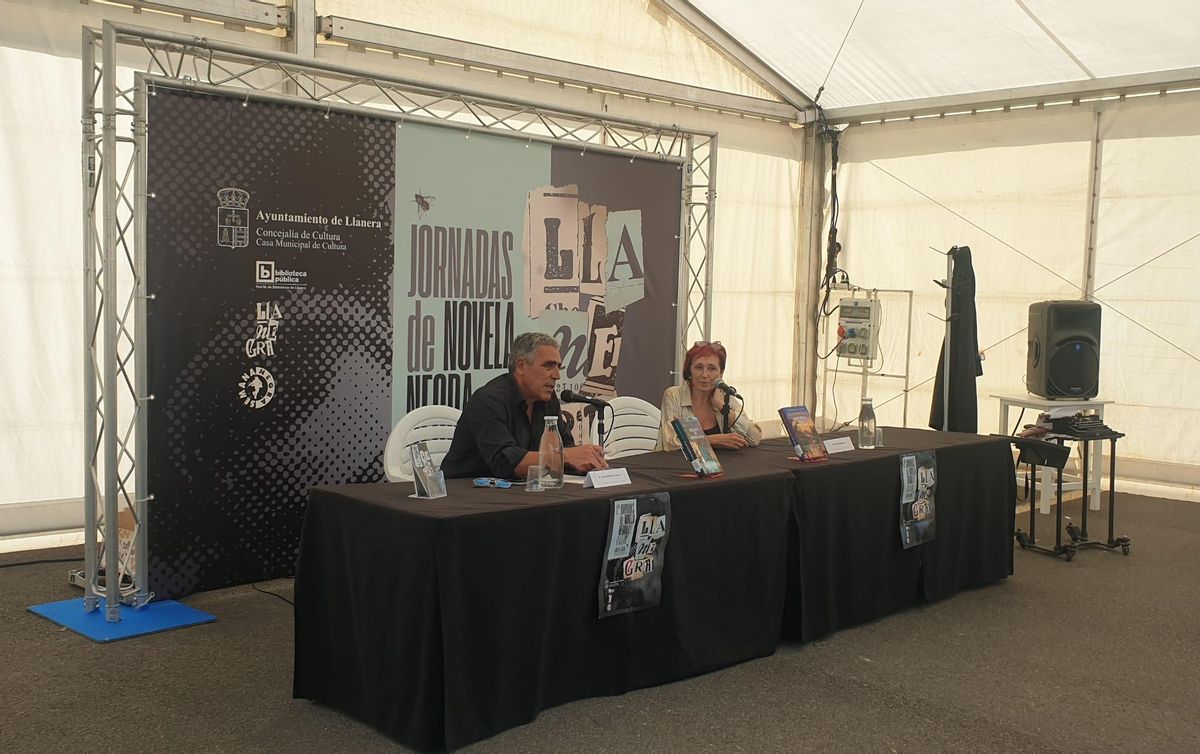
[413,190,436,218]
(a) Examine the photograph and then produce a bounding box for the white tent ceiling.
[691,0,1200,110]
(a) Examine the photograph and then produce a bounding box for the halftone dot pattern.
[146,89,394,599]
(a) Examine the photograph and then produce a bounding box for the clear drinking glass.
[525,465,544,492]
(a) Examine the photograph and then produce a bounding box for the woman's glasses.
[472,477,513,489]
[691,340,726,354]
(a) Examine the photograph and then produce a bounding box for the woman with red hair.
[656,341,762,451]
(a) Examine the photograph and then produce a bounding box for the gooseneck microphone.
[715,380,741,399]
[560,389,610,408]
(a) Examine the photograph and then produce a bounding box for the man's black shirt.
[440,372,575,480]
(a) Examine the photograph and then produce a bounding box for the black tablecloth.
[293,449,795,751]
[293,427,1015,750]
[778,429,1016,640]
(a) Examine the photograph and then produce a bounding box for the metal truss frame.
[77,24,153,620]
[80,20,717,619]
[824,65,1200,126]
[318,15,801,122]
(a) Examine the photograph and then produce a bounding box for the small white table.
[992,393,1114,515]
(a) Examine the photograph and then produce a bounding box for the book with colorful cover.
[671,418,700,468]
[670,416,723,477]
[778,405,828,462]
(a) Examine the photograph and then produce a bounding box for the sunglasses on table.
[472,477,513,489]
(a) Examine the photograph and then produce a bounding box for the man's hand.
[709,432,748,450]
[565,444,609,471]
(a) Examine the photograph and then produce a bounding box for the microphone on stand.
[715,380,742,399]
[560,389,610,409]
[560,390,611,448]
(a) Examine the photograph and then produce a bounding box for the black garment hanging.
[929,245,983,432]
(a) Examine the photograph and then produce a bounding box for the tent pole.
[81,27,100,614]
[1082,111,1103,299]
[942,251,953,431]
[796,124,825,407]
[133,78,151,608]
[100,22,122,622]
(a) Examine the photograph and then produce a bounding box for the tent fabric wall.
[828,109,1091,434]
[315,0,778,100]
[1091,96,1200,478]
[0,0,285,59]
[709,146,803,429]
[826,95,1200,489]
[0,0,284,514]
[0,46,83,505]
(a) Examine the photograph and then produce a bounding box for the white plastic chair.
[383,405,462,482]
[602,396,662,460]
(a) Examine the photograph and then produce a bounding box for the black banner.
[145,89,394,598]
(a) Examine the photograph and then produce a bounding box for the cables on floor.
[251,581,294,606]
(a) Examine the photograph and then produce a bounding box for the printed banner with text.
[393,124,681,444]
[900,451,937,548]
[143,98,681,599]
[145,89,394,598]
[599,493,672,617]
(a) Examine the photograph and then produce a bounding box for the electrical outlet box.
[836,298,880,360]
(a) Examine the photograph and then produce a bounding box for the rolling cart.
[1010,431,1131,561]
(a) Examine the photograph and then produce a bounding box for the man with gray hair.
[441,332,608,479]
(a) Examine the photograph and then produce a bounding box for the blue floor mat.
[29,597,216,642]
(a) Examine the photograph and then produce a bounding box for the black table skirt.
[780,429,1016,641]
[293,428,1015,750]
[294,450,795,751]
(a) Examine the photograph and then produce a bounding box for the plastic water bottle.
[539,416,564,489]
[858,397,877,450]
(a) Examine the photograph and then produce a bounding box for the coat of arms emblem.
[217,187,250,248]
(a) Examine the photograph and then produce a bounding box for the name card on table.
[823,437,856,455]
[583,468,632,489]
